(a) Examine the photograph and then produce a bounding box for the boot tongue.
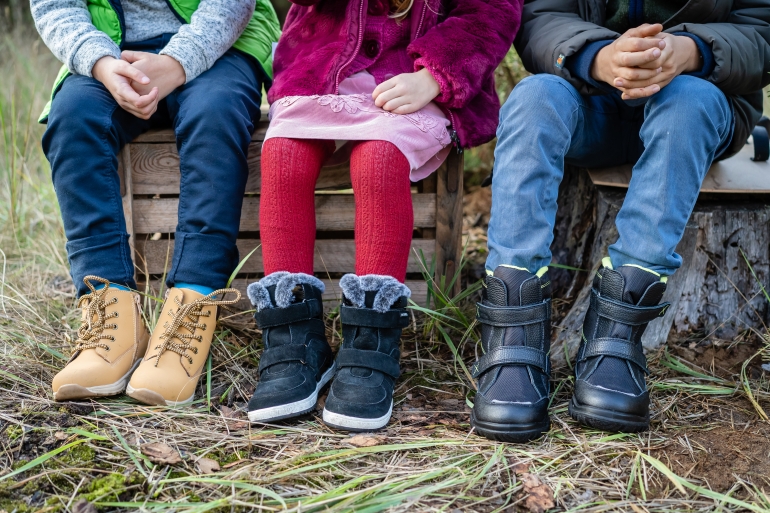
[600,265,664,306]
[489,267,541,307]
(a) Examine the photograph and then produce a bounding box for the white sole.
[248,364,336,423]
[322,401,393,431]
[54,359,141,401]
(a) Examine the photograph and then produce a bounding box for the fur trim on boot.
[247,272,325,310]
[339,274,411,313]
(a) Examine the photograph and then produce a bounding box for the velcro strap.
[335,348,401,379]
[476,300,551,328]
[258,344,308,373]
[471,346,549,378]
[580,337,649,374]
[340,305,410,329]
[254,299,322,329]
[591,290,668,326]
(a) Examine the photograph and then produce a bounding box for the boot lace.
[149,288,241,366]
[73,276,121,353]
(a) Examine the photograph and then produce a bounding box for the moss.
[61,443,96,466]
[82,473,128,502]
[4,424,23,441]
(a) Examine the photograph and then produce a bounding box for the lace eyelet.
[114,312,119,318]
[201,324,207,330]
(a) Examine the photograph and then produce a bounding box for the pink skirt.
[265,72,452,182]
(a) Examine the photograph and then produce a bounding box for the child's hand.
[121,51,186,101]
[372,68,440,114]
[92,56,159,120]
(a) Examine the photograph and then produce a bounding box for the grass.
[2,30,770,512]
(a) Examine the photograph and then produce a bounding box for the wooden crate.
[118,119,464,309]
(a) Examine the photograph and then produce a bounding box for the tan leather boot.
[53,277,149,401]
[126,287,240,406]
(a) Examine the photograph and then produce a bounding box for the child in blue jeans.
[34,0,279,406]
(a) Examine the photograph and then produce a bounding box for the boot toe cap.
[472,392,549,426]
[127,361,198,406]
[573,379,649,418]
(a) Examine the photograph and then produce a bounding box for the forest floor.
[1,32,770,513]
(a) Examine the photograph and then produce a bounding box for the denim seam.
[101,103,135,283]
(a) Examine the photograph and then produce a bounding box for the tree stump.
[549,168,770,368]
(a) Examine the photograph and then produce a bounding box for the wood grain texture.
[134,238,435,275]
[144,278,429,312]
[587,140,770,193]
[434,151,464,295]
[131,194,437,234]
[129,143,353,194]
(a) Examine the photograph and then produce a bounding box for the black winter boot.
[471,266,553,442]
[246,272,335,423]
[322,274,410,431]
[569,261,669,432]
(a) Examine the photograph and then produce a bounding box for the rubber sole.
[248,365,336,423]
[322,401,393,432]
[568,397,649,433]
[53,359,141,401]
[125,384,194,407]
[470,410,550,443]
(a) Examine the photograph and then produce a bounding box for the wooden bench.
[550,135,770,366]
[118,119,464,310]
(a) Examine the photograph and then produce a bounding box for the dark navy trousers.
[43,35,265,297]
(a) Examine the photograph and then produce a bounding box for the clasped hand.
[590,23,701,100]
[92,51,186,119]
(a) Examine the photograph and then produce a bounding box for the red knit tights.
[260,138,413,282]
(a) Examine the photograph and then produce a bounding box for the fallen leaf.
[196,457,221,474]
[54,431,67,440]
[141,442,182,465]
[347,434,385,447]
[511,461,530,475]
[219,405,249,431]
[520,472,555,513]
[72,499,97,513]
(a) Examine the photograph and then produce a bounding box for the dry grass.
[2,31,770,513]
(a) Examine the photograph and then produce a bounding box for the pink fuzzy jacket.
[269,0,523,148]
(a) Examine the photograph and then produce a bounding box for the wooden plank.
[587,139,770,193]
[129,143,353,194]
[144,278,429,312]
[135,238,435,275]
[434,151,464,295]
[131,121,269,143]
[132,193,437,234]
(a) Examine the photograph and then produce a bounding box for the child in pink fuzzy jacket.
[245,0,522,432]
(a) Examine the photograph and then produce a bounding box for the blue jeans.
[487,74,734,276]
[43,35,265,296]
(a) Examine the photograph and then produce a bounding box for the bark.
[550,168,770,368]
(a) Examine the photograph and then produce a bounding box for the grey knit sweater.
[31,0,255,82]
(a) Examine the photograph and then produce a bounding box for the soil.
[653,418,770,493]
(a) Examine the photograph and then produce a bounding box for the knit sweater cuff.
[672,32,715,78]
[71,37,122,77]
[160,38,208,83]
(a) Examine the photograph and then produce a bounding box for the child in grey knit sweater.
[35,0,281,407]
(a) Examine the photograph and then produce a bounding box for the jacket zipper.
[415,1,428,39]
[447,110,462,154]
[335,0,366,94]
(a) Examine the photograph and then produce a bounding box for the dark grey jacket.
[515,0,770,157]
